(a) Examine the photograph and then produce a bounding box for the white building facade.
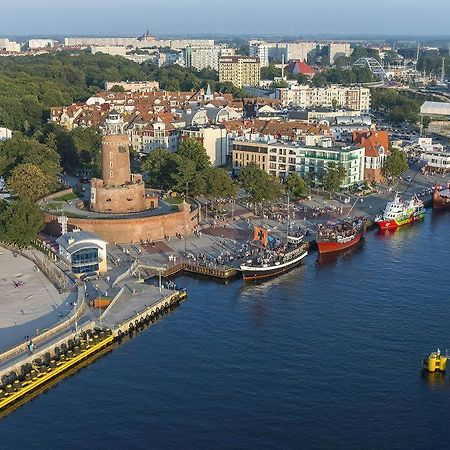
[276,85,371,113]
[184,45,222,71]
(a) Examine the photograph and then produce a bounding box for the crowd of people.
[317,217,366,241]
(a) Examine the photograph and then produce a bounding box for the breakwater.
[0,290,187,416]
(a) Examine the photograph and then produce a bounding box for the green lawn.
[45,202,63,211]
[164,196,184,205]
[53,192,78,202]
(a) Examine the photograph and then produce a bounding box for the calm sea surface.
[2,210,450,449]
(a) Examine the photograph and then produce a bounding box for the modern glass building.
[56,231,107,276]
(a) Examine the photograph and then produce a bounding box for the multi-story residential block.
[275,85,371,113]
[181,127,228,167]
[219,56,260,88]
[0,39,21,53]
[331,116,373,142]
[286,42,318,62]
[184,45,222,71]
[28,39,58,49]
[329,42,352,64]
[232,136,364,187]
[90,45,127,57]
[104,81,160,92]
[64,35,214,50]
[249,40,270,67]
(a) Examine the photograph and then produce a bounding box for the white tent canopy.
[420,101,450,116]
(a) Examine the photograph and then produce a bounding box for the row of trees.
[142,138,310,204]
[370,88,426,124]
[142,139,237,199]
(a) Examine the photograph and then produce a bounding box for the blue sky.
[2,0,450,37]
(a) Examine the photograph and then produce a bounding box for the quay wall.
[0,321,93,381]
[0,290,185,381]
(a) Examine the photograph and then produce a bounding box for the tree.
[382,147,409,182]
[285,173,308,199]
[261,64,282,81]
[322,162,346,194]
[141,148,182,190]
[178,138,211,171]
[7,163,52,200]
[0,199,44,247]
[109,84,125,92]
[173,158,207,197]
[422,115,432,130]
[205,168,237,199]
[239,164,283,204]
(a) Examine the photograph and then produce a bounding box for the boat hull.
[433,190,450,210]
[317,232,363,254]
[240,251,307,280]
[376,212,424,230]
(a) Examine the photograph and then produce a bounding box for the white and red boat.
[375,193,425,230]
[316,217,366,254]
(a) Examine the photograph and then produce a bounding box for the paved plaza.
[0,248,74,351]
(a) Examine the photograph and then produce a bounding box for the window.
[110,171,113,178]
[110,161,113,168]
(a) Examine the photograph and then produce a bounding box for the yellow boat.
[422,349,448,373]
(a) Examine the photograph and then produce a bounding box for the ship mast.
[286,192,290,240]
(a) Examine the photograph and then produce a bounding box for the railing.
[112,259,139,287]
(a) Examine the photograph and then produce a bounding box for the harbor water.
[2,210,450,449]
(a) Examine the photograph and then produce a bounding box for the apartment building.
[276,85,371,113]
[286,42,318,62]
[64,36,213,50]
[249,40,270,67]
[104,81,160,92]
[219,56,260,88]
[184,45,222,71]
[329,42,352,64]
[90,45,127,57]
[0,39,21,53]
[180,127,228,167]
[232,137,364,188]
[28,39,58,49]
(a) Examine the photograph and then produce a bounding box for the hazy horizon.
[2,0,450,38]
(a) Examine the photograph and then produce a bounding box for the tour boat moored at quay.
[375,193,425,230]
[240,195,308,280]
[240,225,308,280]
[433,185,450,210]
[316,217,366,254]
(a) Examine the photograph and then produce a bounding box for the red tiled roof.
[353,130,390,158]
[285,61,315,76]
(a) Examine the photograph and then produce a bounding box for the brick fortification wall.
[44,207,199,244]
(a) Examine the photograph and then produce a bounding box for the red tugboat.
[316,217,366,254]
[433,184,450,210]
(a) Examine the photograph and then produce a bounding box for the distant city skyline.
[2,0,450,38]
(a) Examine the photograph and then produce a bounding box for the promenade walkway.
[0,248,75,352]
